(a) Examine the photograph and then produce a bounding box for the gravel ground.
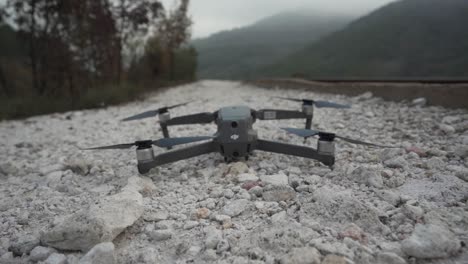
[0,80,467,264]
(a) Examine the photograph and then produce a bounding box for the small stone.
[241,181,263,191]
[405,146,427,157]
[1,252,13,260]
[222,199,250,217]
[377,190,401,207]
[216,239,230,254]
[183,221,199,230]
[214,215,231,223]
[338,223,368,244]
[46,171,63,187]
[236,189,251,200]
[425,157,444,170]
[455,146,468,158]
[144,211,169,222]
[295,185,310,193]
[401,224,461,258]
[79,242,115,264]
[380,148,405,162]
[280,247,321,264]
[455,169,468,182]
[196,208,211,219]
[377,252,407,264]
[263,185,296,202]
[226,162,249,176]
[403,204,424,220]
[439,124,455,134]
[223,189,235,199]
[237,173,259,183]
[321,254,350,264]
[260,173,288,186]
[411,98,426,107]
[44,253,67,264]
[204,226,222,249]
[150,230,173,241]
[248,186,263,197]
[39,164,65,176]
[349,167,383,188]
[9,234,40,256]
[271,211,287,223]
[30,246,56,262]
[384,156,408,169]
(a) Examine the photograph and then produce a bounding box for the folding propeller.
[121,102,191,121]
[276,97,351,109]
[82,136,213,150]
[282,127,398,148]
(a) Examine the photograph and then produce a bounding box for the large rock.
[42,189,143,251]
[279,247,321,264]
[401,224,461,258]
[79,242,115,264]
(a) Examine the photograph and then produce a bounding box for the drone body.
[134,105,336,174]
[86,99,387,175]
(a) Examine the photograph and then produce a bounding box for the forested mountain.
[193,9,354,79]
[260,0,468,78]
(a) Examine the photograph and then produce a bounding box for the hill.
[192,9,354,79]
[260,0,468,78]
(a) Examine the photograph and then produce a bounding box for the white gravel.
[0,80,467,264]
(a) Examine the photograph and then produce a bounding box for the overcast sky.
[161,0,396,39]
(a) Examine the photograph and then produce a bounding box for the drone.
[85,98,395,174]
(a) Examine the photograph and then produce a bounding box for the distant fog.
[160,0,396,38]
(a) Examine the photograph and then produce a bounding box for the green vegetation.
[260,0,468,78]
[193,9,354,79]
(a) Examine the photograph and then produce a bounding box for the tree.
[111,0,163,81]
[156,0,192,80]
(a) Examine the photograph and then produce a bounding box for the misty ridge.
[195,0,468,80]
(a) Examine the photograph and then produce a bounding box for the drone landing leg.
[305,116,312,130]
[160,123,172,149]
[138,141,217,174]
[255,139,335,166]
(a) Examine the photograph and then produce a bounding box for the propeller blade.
[122,102,190,122]
[121,110,159,122]
[275,96,304,103]
[335,136,397,148]
[166,112,216,126]
[282,127,320,138]
[82,143,136,150]
[152,136,213,148]
[314,100,351,109]
[282,128,398,148]
[166,101,191,110]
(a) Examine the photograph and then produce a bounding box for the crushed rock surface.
[0,80,467,264]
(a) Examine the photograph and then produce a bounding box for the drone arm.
[256,109,307,120]
[138,141,218,174]
[165,112,216,126]
[255,139,335,166]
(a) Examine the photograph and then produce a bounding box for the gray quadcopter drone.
[85,97,393,174]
